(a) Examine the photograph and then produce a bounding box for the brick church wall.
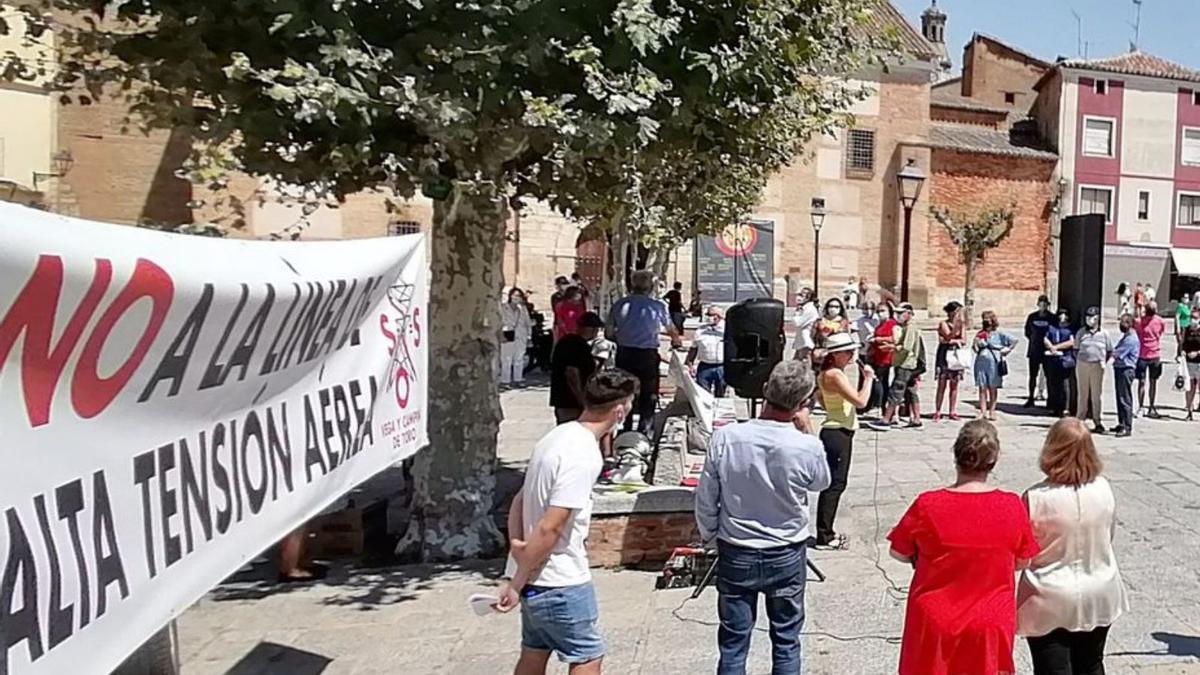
[927,149,1056,316]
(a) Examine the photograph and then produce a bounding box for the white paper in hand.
[468,593,500,616]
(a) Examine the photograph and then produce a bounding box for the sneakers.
[811,534,849,551]
[1093,424,1107,435]
[1147,408,1162,419]
[1112,426,1131,437]
[867,420,893,432]
[1023,398,1035,408]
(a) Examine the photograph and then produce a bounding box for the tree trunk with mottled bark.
[963,257,977,327]
[396,181,506,561]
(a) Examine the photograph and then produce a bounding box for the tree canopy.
[7,0,892,560]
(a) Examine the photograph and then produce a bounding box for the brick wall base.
[587,512,699,568]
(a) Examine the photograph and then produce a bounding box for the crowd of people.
[491,275,1198,674]
[497,354,1130,675]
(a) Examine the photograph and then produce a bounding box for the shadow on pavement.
[225,642,333,675]
[1109,631,1200,658]
[210,559,506,610]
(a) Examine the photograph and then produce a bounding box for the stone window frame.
[1077,184,1114,225]
[1081,115,1116,158]
[1181,127,1200,167]
[1136,190,1151,221]
[387,220,421,236]
[1177,191,1200,229]
[844,128,876,178]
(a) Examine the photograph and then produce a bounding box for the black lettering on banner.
[228,419,243,524]
[1,508,43,671]
[303,394,327,482]
[132,450,158,578]
[138,283,214,401]
[157,444,182,568]
[319,278,356,358]
[240,412,269,515]
[343,276,380,348]
[224,284,274,384]
[332,385,353,460]
[210,424,233,535]
[348,379,367,456]
[179,436,213,554]
[261,283,301,375]
[318,388,339,470]
[265,404,294,500]
[32,495,72,650]
[199,283,249,390]
[304,280,344,362]
[91,471,128,619]
[279,282,322,371]
[54,480,90,629]
[360,376,378,449]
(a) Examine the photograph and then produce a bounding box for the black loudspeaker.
[1058,214,1106,327]
[724,298,786,399]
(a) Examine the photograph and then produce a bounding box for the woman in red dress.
[888,420,1040,675]
[552,285,586,342]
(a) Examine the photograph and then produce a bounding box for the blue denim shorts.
[520,581,606,664]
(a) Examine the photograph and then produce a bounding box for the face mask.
[825,306,841,318]
[1086,316,1099,328]
[1059,315,1070,326]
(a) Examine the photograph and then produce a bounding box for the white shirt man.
[496,371,639,671]
[793,290,819,355]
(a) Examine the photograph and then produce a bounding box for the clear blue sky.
[895,0,1200,70]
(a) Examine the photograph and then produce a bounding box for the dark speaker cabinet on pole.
[1058,214,1106,327]
[723,298,786,400]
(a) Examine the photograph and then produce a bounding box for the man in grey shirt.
[695,360,831,675]
[1075,305,1113,433]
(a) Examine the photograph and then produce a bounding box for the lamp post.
[896,158,927,303]
[32,150,75,190]
[811,197,826,299]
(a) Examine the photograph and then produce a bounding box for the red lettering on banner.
[71,259,174,420]
[0,256,113,427]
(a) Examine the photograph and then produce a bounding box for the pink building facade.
[1034,52,1200,305]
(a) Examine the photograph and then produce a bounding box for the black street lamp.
[896,158,927,303]
[32,149,75,189]
[811,197,826,299]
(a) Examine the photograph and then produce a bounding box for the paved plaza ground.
[178,333,1200,674]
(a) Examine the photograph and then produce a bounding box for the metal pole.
[813,228,821,301]
[900,205,913,303]
[733,230,740,303]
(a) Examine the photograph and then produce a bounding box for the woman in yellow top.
[814,333,875,550]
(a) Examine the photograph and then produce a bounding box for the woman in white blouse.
[1018,418,1129,674]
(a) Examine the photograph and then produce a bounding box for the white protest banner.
[0,202,429,675]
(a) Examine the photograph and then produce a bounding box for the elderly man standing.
[608,270,683,433]
[695,360,831,675]
[686,306,727,397]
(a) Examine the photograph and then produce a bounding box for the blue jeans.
[520,582,606,664]
[696,362,727,397]
[1114,366,1135,431]
[716,540,808,675]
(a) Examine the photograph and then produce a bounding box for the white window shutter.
[1183,131,1200,165]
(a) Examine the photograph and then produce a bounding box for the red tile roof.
[1058,51,1200,84]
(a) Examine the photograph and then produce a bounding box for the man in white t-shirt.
[495,370,639,673]
[793,286,819,361]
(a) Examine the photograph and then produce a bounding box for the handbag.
[945,346,973,371]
